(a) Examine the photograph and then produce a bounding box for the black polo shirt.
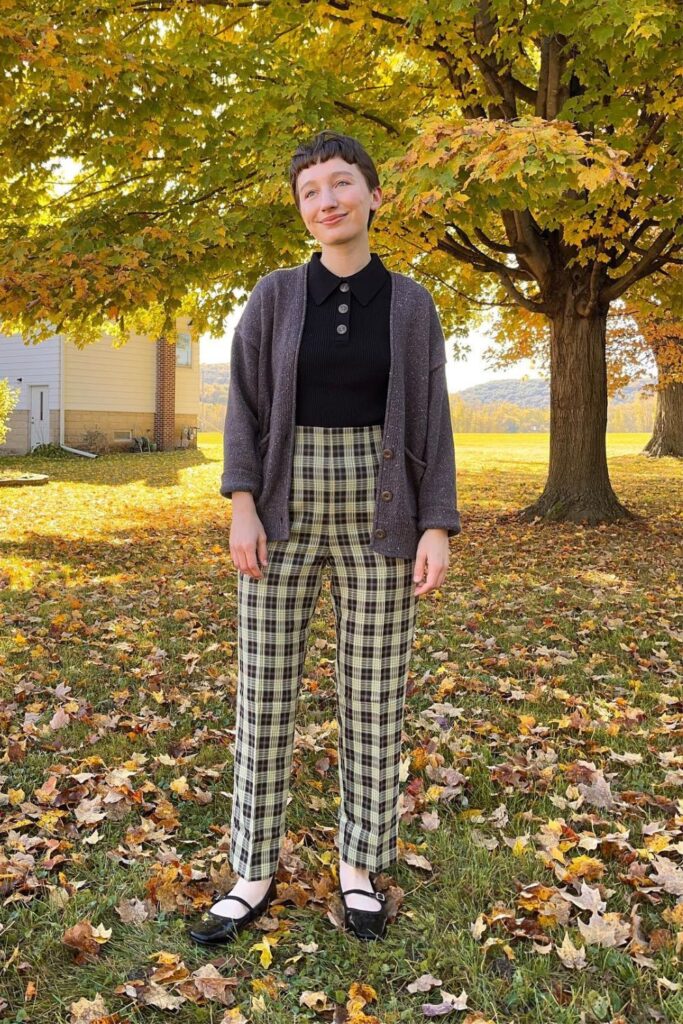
[295,250,392,426]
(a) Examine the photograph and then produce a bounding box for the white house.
[0,317,199,455]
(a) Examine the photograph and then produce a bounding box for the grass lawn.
[1,432,682,1024]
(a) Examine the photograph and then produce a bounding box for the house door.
[30,385,50,450]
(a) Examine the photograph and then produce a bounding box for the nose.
[320,189,339,211]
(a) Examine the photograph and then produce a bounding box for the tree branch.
[436,236,551,314]
[601,227,677,303]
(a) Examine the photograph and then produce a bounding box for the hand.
[230,495,268,579]
[413,528,449,597]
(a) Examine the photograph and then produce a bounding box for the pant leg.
[230,430,328,881]
[328,425,419,872]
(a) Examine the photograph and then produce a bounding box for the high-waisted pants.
[230,424,420,881]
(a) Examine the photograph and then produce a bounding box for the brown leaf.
[69,994,118,1024]
[299,991,332,1011]
[137,982,186,1010]
[406,973,443,993]
[115,897,155,925]
[49,707,71,731]
[577,911,631,947]
[62,920,104,960]
[577,768,619,809]
[649,855,683,896]
[190,964,237,1005]
[33,775,59,805]
[559,881,606,914]
[74,796,106,826]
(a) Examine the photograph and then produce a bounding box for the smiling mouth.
[321,214,346,224]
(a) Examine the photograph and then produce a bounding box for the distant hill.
[201,363,230,406]
[454,377,656,408]
[202,365,656,409]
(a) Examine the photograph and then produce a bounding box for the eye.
[304,180,351,199]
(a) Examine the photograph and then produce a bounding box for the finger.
[245,551,263,578]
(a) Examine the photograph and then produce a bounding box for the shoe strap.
[215,892,257,913]
[214,878,274,915]
[342,887,386,902]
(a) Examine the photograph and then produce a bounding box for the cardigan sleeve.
[220,284,264,499]
[417,295,462,536]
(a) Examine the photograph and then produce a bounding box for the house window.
[176,331,192,367]
[113,430,133,442]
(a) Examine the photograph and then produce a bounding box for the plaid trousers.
[230,424,419,880]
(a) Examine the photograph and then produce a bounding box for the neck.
[318,238,372,278]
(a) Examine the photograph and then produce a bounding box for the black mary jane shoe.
[340,879,389,941]
[188,876,278,946]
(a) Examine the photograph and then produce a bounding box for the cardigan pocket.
[404,445,427,515]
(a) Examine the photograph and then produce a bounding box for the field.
[1,432,682,1024]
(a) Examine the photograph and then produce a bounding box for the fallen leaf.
[556,932,587,969]
[407,973,443,993]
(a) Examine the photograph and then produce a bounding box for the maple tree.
[1,1,682,522]
[488,268,683,457]
[640,327,683,458]
[632,274,683,459]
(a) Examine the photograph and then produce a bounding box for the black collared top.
[295,250,392,426]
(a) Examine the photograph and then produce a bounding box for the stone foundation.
[1,410,198,455]
[64,410,198,451]
[0,409,29,454]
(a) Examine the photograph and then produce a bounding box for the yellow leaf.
[170,776,190,797]
[250,935,276,968]
[511,836,528,856]
[91,923,112,943]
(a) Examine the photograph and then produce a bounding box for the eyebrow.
[300,170,353,190]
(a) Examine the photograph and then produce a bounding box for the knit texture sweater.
[221,258,462,559]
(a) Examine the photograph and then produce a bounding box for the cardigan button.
[381,490,393,501]
[374,528,386,539]
[382,448,393,459]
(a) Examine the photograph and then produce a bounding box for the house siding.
[2,316,199,454]
[0,332,61,453]
[63,331,156,412]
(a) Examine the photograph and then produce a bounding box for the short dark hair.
[289,130,380,229]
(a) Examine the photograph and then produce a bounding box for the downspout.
[58,333,64,445]
[58,333,97,458]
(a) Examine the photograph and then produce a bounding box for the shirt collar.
[307,250,389,306]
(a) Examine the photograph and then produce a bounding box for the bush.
[0,378,21,446]
[29,443,73,459]
[79,429,109,454]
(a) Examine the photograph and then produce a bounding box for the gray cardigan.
[221,260,461,559]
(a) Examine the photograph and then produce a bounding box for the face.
[296,156,382,245]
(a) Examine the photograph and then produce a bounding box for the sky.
[199,310,544,392]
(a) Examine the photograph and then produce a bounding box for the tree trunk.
[519,288,640,525]
[642,350,683,458]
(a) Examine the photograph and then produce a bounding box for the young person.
[188,130,461,946]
